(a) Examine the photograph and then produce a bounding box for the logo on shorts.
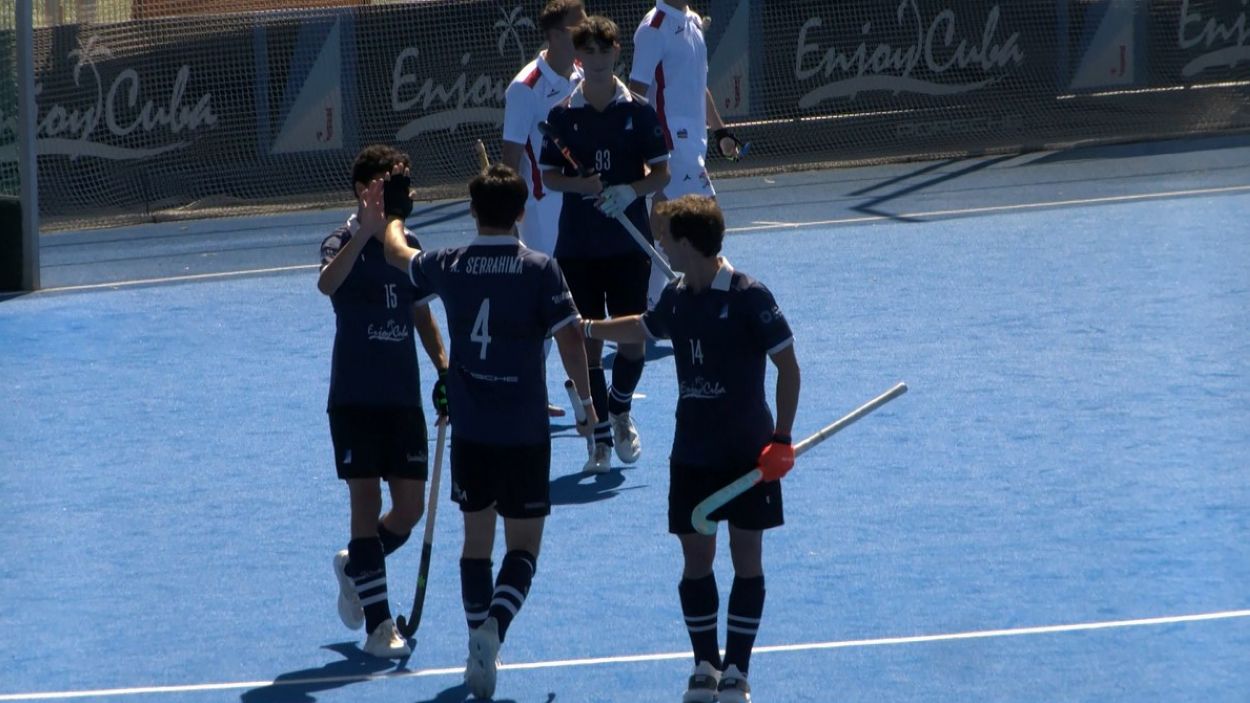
[406,452,425,463]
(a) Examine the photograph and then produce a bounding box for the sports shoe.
[333,549,364,631]
[682,660,721,703]
[717,664,751,703]
[609,412,641,464]
[583,442,612,474]
[547,402,566,418]
[465,616,502,699]
[362,619,411,658]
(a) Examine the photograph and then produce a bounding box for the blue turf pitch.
[2,138,1249,702]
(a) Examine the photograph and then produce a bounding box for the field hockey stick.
[691,382,908,536]
[536,121,677,281]
[565,379,593,455]
[474,139,490,172]
[396,416,448,638]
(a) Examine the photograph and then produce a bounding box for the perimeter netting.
[7,0,1249,231]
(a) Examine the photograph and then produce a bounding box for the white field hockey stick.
[536,121,677,281]
[474,139,490,172]
[565,379,593,456]
[691,382,908,536]
[396,416,447,638]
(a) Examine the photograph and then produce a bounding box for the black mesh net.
[4,0,1248,231]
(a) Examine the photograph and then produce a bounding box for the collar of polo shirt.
[569,76,633,109]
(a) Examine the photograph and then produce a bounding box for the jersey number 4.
[471,298,493,359]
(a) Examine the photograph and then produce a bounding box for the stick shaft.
[474,139,490,171]
[564,379,587,425]
[615,212,677,281]
[794,382,907,456]
[690,382,907,536]
[398,417,447,637]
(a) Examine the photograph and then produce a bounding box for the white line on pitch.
[2,609,1246,701]
[728,184,1250,233]
[35,264,319,294]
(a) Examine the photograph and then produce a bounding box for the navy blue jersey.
[406,236,579,446]
[642,261,794,467]
[539,81,670,260]
[322,217,436,409]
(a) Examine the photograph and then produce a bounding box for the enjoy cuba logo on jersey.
[793,0,1025,107]
[679,376,727,400]
[1178,0,1249,77]
[367,320,409,343]
[390,5,534,140]
[0,36,216,161]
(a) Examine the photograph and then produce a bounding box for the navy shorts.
[328,406,428,481]
[558,254,650,321]
[450,436,551,518]
[669,460,784,534]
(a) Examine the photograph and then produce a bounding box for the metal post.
[17,0,40,291]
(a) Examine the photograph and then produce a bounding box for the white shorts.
[518,192,562,256]
[661,131,715,199]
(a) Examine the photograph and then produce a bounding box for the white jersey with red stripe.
[631,1,708,154]
[504,52,582,200]
[503,52,582,254]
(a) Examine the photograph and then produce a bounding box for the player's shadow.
[414,683,551,702]
[239,642,395,703]
[549,467,645,505]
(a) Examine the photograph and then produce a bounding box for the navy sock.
[608,354,644,415]
[724,575,765,674]
[489,550,537,642]
[589,366,612,446]
[460,558,494,632]
[678,573,722,669]
[346,537,390,633]
[377,521,410,556]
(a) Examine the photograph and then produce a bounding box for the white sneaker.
[362,619,411,658]
[717,664,751,703]
[547,402,566,418]
[465,617,502,699]
[682,660,721,703]
[333,550,364,631]
[583,442,612,474]
[609,412,641,464]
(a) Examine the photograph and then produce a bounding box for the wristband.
[771,432,792,445]
[580,396,594,407]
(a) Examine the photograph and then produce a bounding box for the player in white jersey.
[503,0,587,419]
[502,0,586,257]
[629,0,743,308]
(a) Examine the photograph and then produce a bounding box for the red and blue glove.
[758,433,795,481]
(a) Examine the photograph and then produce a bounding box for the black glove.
[712,127,743,158]
[431,368,449,419]
[383,171,414,220]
